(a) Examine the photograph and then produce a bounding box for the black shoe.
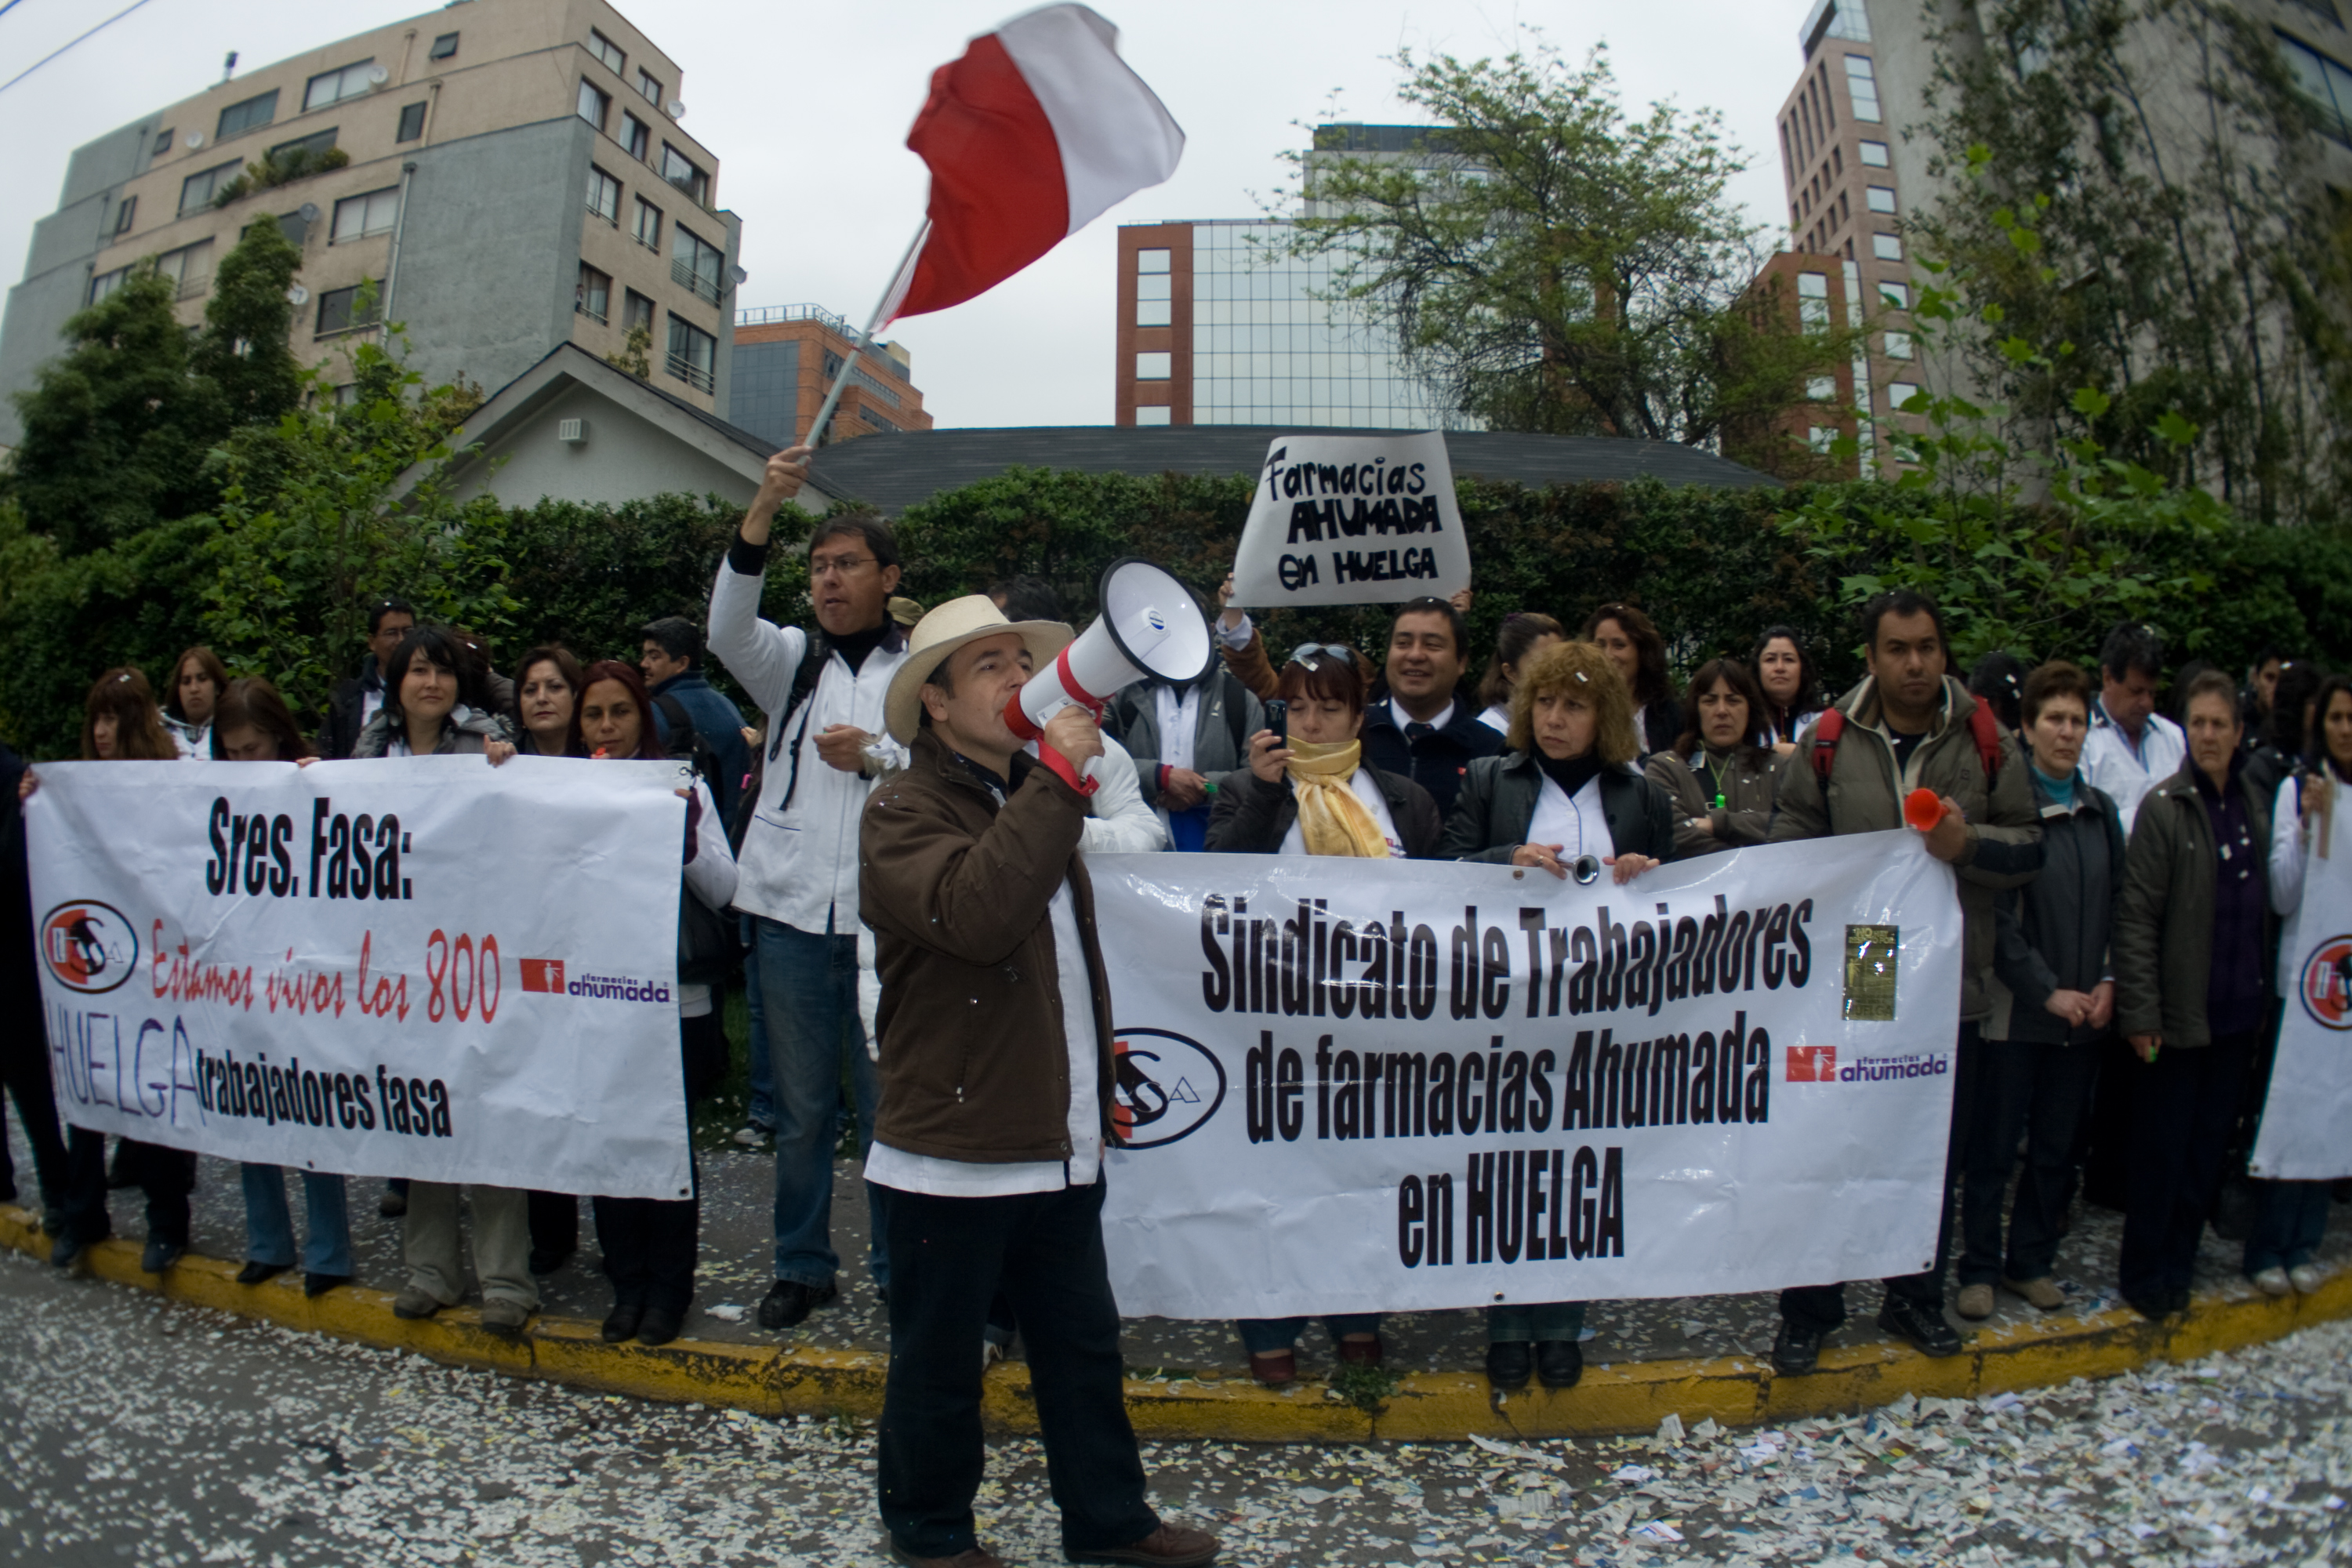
[303,1272,350,1298]
[757,1277,837,1332]
[50,1232,93,1272]
[601,1303,644,1343]
[40,1208,64,1237]
[2125,1289,2173,1322]
[1484,1341,1533,1391]
[1535,1339,1584,1389]
[2168,1285,2194,1316]
[1877,1296,1963,1357]
[141,1236,186,1275]
[528,1247,572,1277]
[236,1261,289,1286]
[1771,1320,1825,1376]
[636,1306,683,1347]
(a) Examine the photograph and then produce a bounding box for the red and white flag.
[882,4,1184,323]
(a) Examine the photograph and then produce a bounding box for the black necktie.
[1405,722,1436,741]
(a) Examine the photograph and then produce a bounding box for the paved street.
[2,1247,2350,1566]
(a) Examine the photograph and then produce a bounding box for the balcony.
[672,256,721,304]
[666,352,713,393]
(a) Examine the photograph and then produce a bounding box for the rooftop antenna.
[222,51,238,84]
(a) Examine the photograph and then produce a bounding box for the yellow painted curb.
[6,1203,2343,1442]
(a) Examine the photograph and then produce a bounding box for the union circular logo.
[2298,932,2352,1031]
[1109,1027,1225,1149]
[40,900,138,995]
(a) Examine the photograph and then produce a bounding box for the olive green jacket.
[2112,761,2278,1049]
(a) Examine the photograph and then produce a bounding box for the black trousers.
[593,1149,699,1314]
[2119,1031,2252,1301]
[0,984,69,1207]
[1958,1035,2102,1286]
[59,1131,196,1247]
[873,1176,1157,1559]
[1780,1021,1980,1334]
[528,1189,579,1260]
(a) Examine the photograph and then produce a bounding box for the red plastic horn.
[1904,787,1947,832]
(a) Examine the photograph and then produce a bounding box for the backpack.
[727,637,829,853]
[1810,699,2005,789]
[655,693,729,799]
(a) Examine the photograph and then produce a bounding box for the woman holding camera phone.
[1439,639,1677,1392]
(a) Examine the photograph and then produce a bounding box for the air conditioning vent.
[185,131,205,149]
[665,100,686,120]
[557,418,589,444]
[368,65,391,87]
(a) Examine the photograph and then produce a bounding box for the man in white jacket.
[708,447,909,1332]
[2079,621,2187,836]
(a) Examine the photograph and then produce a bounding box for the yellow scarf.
[1287,739,1392,858]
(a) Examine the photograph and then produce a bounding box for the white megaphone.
[1003,557,1215,768]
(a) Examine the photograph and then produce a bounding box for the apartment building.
[0,0,741,445]
[730,304,930,451]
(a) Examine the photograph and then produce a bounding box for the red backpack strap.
[1965,700,2004,782]
[1809,707,1846,785]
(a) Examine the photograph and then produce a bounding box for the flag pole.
[800,217,931,451]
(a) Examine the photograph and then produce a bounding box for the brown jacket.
[859,728,1118,1163]
[1644,746,1781,859]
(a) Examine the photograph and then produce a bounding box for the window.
[637,69,662,104]
[1136,351,1172,379]
[620,112,650,161]
[316,283,379,336]
[155,240,212,297]
[578,79,611,130]
[1871,232,1904,261]
[180,160,241,215]
[1138,298,1172,327]
[1137,248,1171,274]
[397,102,427,142]
[822,350,902,406]
[1888,381,1922,412]
[152,129,174,157]
[2288,0,2343,24]
[112,196,137,237]
[632,197,662,250]
[1832,146,1843,174]
[577,263,612,325]
[1883,330,1915,360]
[1877,280,1911,309]
[304,60,376,112]
[331,187,401,241]
[2280,31,2352,141]
[622,289,655,335]
[1859,140,1890,167]
[429,31,459,60]
[860,404,898,432]
[1797,270,1830,326]
[673,224,724,302]
[586,165,622,224]
[1808,426,1838,455]
[89,267,127,305]
[1138,272,1171,301]
[588,29,626,74]
[1843,54,1882,122]
[666,317,717,392]
[1866,185,1897,214]
[216,89,279,141]
[659,143,707,204]
[1134,405,1173,426]
[270,129,339,162]
[1806,375,1838,400]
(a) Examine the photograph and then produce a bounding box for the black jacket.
[1206,760,1444,858]
[1639,695,1686,760]
[1989,771,2128,1045]
[1439,749,1678,866]
[318,655,383,761]
[1358,694,1504,816]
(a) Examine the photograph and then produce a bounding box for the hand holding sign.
[1229,432,1471,609]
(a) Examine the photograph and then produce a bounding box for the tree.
[1276,38,1865,453]
[193,217,302,425]
[1906,0,2352,524]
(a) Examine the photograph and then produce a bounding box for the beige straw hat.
[882,594,1074,744]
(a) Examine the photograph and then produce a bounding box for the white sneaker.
[731,1123,772,1148]
[982,1338,1005,1370]
[2289,1263,2324,1294]
[2252,1266,2292,1297]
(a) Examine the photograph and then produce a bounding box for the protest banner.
[26,756,695,1200]
[1229,430,1472,609]
[1092,833,1962,1319]
[2252,797,2352,1181]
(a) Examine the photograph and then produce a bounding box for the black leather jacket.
[1439,749,1678,865]
[1206,760,1445,858]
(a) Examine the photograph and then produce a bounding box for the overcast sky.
[0,0,1810,430]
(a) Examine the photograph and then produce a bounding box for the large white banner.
[26,757,695,1200]
[1094,835,1962,1319]
[2253,813,2352,1181]
[1229,430,1472,608]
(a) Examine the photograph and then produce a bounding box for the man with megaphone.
[857,594,1219,1568]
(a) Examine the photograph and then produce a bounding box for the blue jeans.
[240,1163,352,1276]
[1236,1314,1381,1356]
[2245,1179,2332,1274]
[759,916,884,1289]
[742,913,775,1129]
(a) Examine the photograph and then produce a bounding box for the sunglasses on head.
[1288,642,1353,670]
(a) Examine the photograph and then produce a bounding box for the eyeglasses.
[809,554,877,579]
[1288,642,1354,670]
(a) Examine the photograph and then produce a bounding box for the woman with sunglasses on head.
[573,660,738,1345]
[1645,659,1781,860]
[1207,642,1441,1385]
[209,681,358,1298]
[1475,614,1565,735]
[1441,640,1675,1392]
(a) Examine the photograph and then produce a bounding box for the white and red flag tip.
[880,3,1184,325]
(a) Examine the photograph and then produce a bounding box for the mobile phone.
[1263,699,1288,747]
